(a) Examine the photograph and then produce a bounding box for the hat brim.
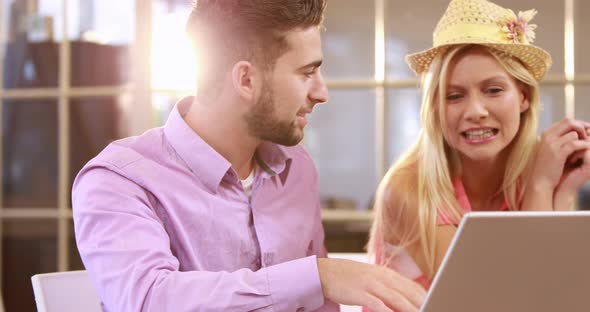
[405,43,552,81]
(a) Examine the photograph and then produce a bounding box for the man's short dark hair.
[186,0,327,97]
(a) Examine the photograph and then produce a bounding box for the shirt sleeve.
[73,163,326,312]
[306,159,340,312]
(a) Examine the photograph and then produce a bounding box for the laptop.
[421,211,590,312]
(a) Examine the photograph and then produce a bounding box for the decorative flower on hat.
[501,9,538,44]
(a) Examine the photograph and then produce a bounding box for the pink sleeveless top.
[363,178,518,312]
[372,178,513,290]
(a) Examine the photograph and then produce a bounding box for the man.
[72,1,426,311]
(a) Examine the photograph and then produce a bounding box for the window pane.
[322,0,375,79]
[386,0,449,79]
[386,88,421,165]
[152,0,196,91]
[576,86,590,210]
[2,219,57,312]
[575,1,590,74]
[69,220,85,270]
[2,0,62,88]
[305,89,377,211]
[153,93,183,127]
[489,0,564,75]
[69,96,131,206]
[386,0,564,78]
[3,100,58,208]
[576,86,590,122]
[539,86,565,133]
[70,0,135,86]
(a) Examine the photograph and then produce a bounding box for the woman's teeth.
[463,129,496,140]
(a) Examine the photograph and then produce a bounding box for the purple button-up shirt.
[73,98,339,312]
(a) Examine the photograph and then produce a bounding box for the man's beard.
[244,85,303,146]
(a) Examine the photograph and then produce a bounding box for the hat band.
[433,23,507,47]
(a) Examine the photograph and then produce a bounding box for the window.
[1,0,135,310]
[0,0,584,310]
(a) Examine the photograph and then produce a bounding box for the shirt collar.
[254,141,294,179]
[164,97,231,193]
[164,96,295,192]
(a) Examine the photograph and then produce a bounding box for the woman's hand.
[524,118,590,211]
[553,125,590,210]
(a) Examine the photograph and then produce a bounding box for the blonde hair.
[368,44,540,279]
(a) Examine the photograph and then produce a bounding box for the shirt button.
[296,308,305,312]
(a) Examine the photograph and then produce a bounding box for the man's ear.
[231,61,259,101]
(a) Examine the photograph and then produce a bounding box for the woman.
[367,0,590,290]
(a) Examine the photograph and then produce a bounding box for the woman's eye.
[487,87,503,94]
[446,93,463,101]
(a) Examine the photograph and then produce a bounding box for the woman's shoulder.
[386,164,419,196]
[381,163,420,219]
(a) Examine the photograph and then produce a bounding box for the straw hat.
[406,0,552,81]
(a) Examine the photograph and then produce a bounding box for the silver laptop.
[421,211,590,312]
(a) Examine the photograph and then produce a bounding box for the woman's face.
[442,48,530,163]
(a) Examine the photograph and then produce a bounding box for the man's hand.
[317,258,426,312]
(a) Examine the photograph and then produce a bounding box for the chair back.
[31,270,102,312]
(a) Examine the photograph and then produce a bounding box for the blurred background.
[1,0,589,310]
